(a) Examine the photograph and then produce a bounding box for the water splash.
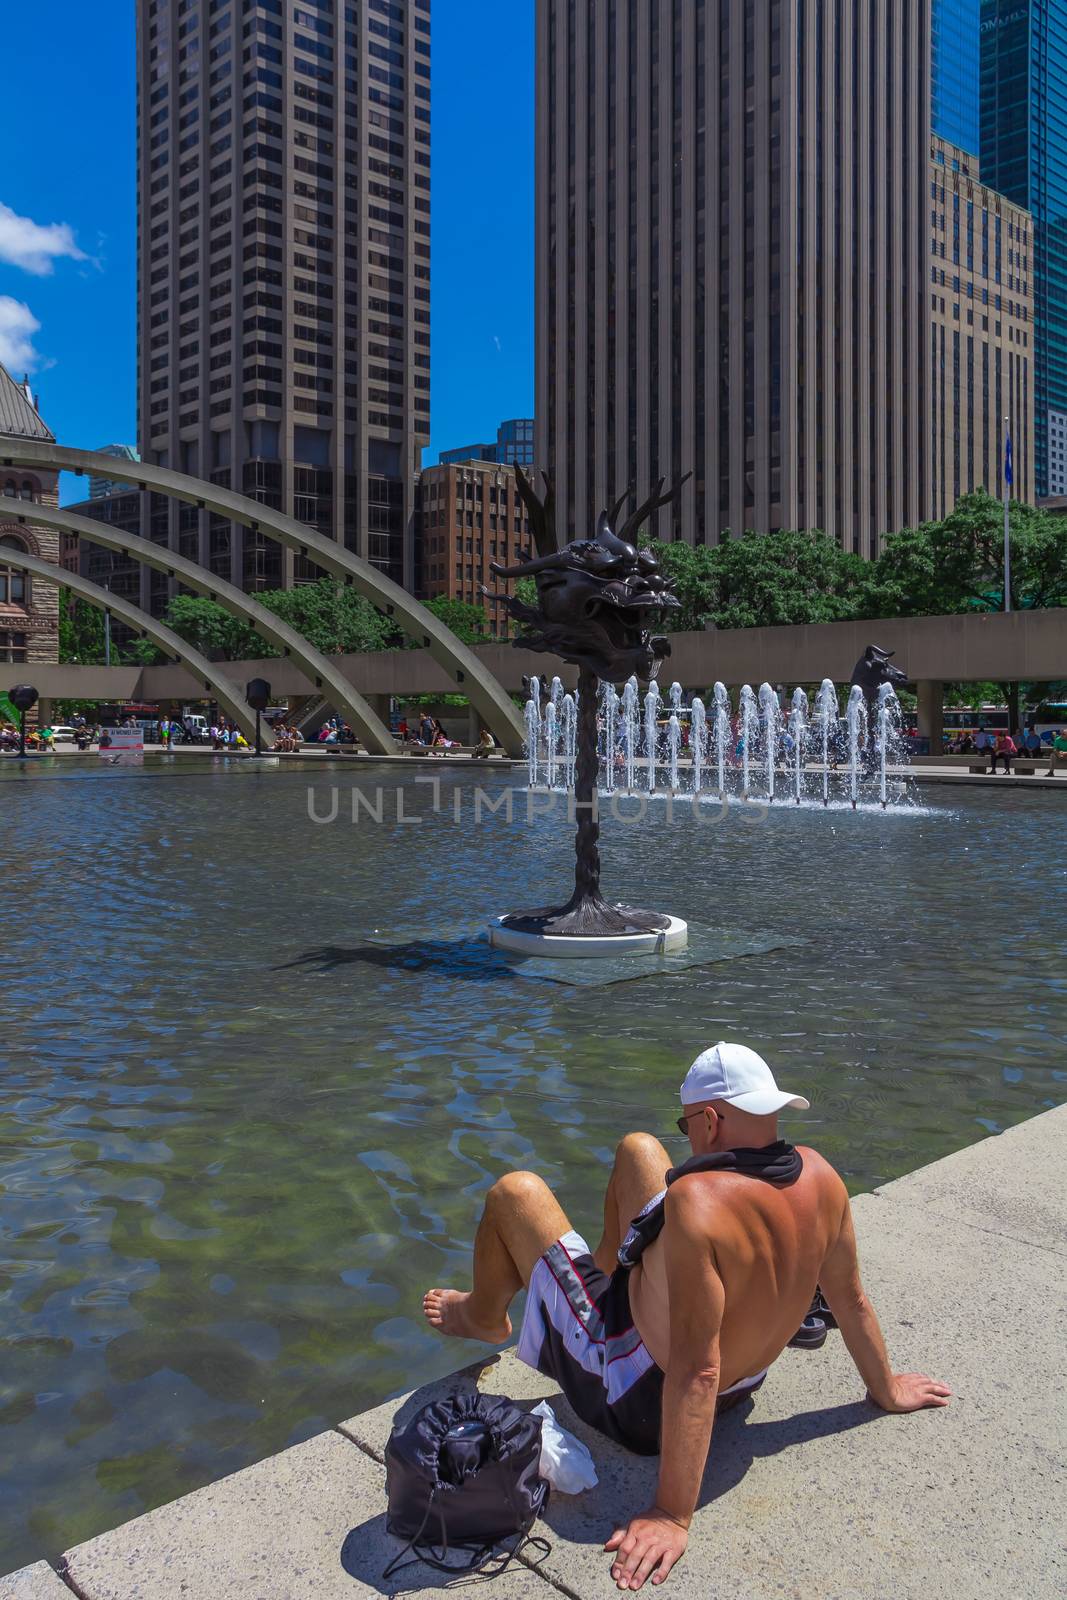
[739,684,758,800]
[846,685,868,810]
[621,677,639,792]
[561,692,577,790]
[667,713,682,792]
[789,687,809,805]
[712,682,730,798]
[601,681,619,795]
[524,692,541,789]
[759,683,781,803]
[690,694,707,795]
[644,680,662,795]
[813,679,837,807]
[544,700,558,790]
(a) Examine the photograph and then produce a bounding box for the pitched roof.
[0,363,54,442]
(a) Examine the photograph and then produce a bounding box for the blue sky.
[0,0,534,494]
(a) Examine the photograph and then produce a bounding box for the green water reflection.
[0,760,1064,1569]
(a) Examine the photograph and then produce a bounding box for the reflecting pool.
[1,759,1064,1570]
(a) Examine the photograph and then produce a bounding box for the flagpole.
[1003,415,1012,614]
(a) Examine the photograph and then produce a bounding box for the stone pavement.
[3,1105,1064,1600]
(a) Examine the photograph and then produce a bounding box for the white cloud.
[0,297,43,373]
[493,335,502,353]
[0,201,86,276]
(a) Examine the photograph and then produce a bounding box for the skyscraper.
[980,0,1067,498]
[535,1,929,555]
[931,0,981,151]
[928,137,1034,515]
[136,0,430,609]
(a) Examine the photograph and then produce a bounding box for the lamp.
[9,684,38,759]
[246,677,271,756]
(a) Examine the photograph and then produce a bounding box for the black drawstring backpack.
[384,1388,550,1579]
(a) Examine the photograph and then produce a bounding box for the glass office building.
[932,0,982,151]
[980,0,1067,496]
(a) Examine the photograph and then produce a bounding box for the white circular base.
[488,913,688,959]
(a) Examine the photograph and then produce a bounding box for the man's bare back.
[629,1146,843,1384]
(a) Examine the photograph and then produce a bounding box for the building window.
[0,630,27,662]
[0,536,28,605]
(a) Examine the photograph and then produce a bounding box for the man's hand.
[869,1372,952,1412]
[605,1507,688,1590]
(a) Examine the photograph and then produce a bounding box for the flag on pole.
[1005,431,1013,486]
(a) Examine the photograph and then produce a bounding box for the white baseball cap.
[680,1042,810,1116]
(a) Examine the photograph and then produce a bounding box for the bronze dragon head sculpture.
[487,467,688,683]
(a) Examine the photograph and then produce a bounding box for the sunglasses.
[676,1106,720,1136]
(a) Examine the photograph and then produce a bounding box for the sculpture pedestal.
[488,913,687,960]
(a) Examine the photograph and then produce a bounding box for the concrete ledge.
[61,1431,547,1600]
[0,1563,70,1600]
[4,1107,1062,1599]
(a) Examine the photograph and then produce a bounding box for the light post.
[246,677,271,756]
[10,684,38,759]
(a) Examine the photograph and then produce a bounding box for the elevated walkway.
[4,1104,1064,1599]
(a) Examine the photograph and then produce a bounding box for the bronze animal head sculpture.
[487,468,687,683]
[849,645,909,699]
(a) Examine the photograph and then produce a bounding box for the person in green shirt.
[1047,730,1067,776]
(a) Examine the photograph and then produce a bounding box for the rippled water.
[1,758,1064,1571]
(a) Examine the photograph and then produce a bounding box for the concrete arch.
[0,443,527,755]
[0,545,270,746]
[7,498,395,754]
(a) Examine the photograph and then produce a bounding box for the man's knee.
[615,1130,665,1168]
[486,1169,552,1215]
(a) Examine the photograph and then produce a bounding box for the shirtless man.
[424,1043,951,1590]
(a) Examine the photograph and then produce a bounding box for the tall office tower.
[535,1,930,555]
[928,137,1033,516]
[931,0,981,149]
[136,0,430,611]
[980,0,1067,498]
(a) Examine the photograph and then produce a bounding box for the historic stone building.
[0,363,60,678]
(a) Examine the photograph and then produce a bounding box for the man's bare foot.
[422,1289,512,1344]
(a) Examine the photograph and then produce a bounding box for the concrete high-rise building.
[535,0,930,555]
[438,417,535,467]
[980,0,1067,498]
[928,136,1034,516]
[136,0,430,609]
[931,0,981,149]
[89,444,141,500]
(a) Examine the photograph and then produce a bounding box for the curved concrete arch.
[7,498,395,754]
[0,443,527,755]
[0,545,270,746]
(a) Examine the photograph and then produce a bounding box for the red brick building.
[418,460,533,637]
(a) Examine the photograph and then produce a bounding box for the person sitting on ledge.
[424,1042,950,1592]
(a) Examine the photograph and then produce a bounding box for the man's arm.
[818,1181,952,1413]
[605,1180,723,1591]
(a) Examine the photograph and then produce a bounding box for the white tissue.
[532,1401,599,1493]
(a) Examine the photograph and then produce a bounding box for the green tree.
[647,530,874,631]
[162,593,263,659]
[260,577,394,654]
[58,591,107,663]
[411,596,489,646]
[868,490,1067,616]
